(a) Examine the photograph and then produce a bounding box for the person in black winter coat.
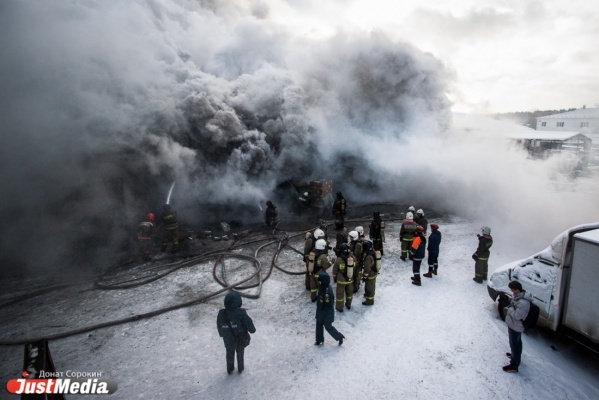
[423,223,442,277]
[217,291,256,374]
[314,272,345,346]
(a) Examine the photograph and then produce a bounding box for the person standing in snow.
[161,204,179,252]
[414,209,428,236]
[333,219,348,257]
[473,226,493,283]
[423,223,441,278]
[137,212,156,261]
[400,212,418,261]
[332,191,347,222]
[369,211,385,256]
[361,241,379,306]
[348,230,363,293]
[264,200,278,228]
[217,291,256,374]
[332,243,354,312]
[409,226,426,286]
[309,239,331,302]
[502,281,533,373]
[314,271,345,346]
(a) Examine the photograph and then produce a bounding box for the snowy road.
[1,216,598,400]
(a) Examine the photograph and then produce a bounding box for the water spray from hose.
[166,182,176,205]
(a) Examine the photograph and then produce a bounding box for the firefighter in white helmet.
[309,239,331,301]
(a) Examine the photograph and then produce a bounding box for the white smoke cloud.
[0,0,597,276]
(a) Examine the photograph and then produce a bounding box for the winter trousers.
[225,342,245,373]
[475,259,488,280]
[401,240,412,258]
[316,319,343,343]
[427,252,439,269]
[335,281,353,311]
[352,266,362,293]
[364,276,376,305]
[161,227,179,251]
[508,327,522,368]
[309,271,321,301]
[412,259,422,278]
[373,238,384,256]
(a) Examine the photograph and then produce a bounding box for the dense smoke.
[0,0,597,278]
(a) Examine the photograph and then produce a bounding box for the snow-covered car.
[487,222,599,351]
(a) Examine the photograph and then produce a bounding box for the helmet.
[355,226,364,235]
[481,226,491,235]
[406,212,414,220]
[416,225,424,233]
[373,211,380,218]
[336,192,343,198]
[163,204,171,212]
[417,209,424,215]
[303,192,309,197]
[431,223,439,230]
[339,243,350,257]
[146,213,155,222]
[313,228,325,239]
[266,200,273,207]
[315,239,327,251]
[334,219,344,229]
[408,206,415,212]
[319,223,327,231]
[362,240,373,253]
[348,231,359,241]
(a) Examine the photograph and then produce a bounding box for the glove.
[333,277,337,283]
[409,253,414,260]
[472,253,478,261]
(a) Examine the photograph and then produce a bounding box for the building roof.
[507,131,589,141]
[536,108,599,120]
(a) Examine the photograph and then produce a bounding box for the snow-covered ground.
[1,216,598,400]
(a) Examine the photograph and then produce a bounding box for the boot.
[411,275,421,286]
[400,256,406,261]
[423,268,433,278]
[433,267,438,275]
[473,277,483,283]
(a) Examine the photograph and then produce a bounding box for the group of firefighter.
[303,198,446,310]
[137,204,179,260]
[137,193,492,299]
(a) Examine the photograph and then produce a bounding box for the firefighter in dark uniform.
[399,212,418,261]
[161,204,179,252]
[333,219,348,257]
[309,239,331,302]
[361,240,379,306]
[414,209,428,236]
[332,192,347,222]
[264,200,278,228]
[473,226,493,283]
[332,243,354,312]
[137,212,155,260]
[369,211,385,256]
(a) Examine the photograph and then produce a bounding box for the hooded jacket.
[505,290,533,333]
[315,272,335,324]
[217,291,256,347]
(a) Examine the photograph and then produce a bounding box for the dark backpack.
[523,302,540,329]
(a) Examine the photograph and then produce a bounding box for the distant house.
[536,108,599,162]
[508,130,591,160]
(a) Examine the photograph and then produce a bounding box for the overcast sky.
[268,0,599,113]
